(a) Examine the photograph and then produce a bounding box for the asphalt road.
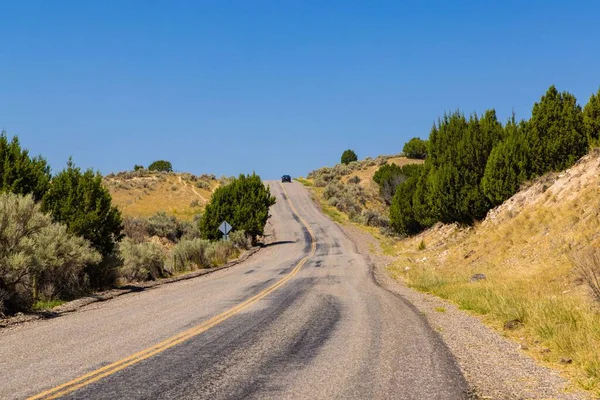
[1,182,468,399]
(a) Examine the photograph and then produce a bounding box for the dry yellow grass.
[387,150,600,395]
[104,172,219,220]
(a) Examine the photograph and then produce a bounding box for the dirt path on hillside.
[340,224,590,400]
[178,175,207,202]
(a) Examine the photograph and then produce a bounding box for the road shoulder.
[339,223,590,400]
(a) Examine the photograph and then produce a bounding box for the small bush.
[403,137,428,159]
[323,182,342,200]
[171,185,178,191]
[219,175,234,185]
[206,240,237,266]
[122,216,149,243]
[327,196,340,207]
[133,165,144,171]
[195,181,210,190]
[335,192,362,218]
[359,209,389,227]
[190,199,200,208]
[180,215,203,240]
[147,212,185,242]
[314,178,327,187]
[169,238,211,272]
[200,174,216,181]
[229,230,252,250]
[119,238,167,282]
[332,164,351,176]
[348,175,361,184]
[0,193,100,314]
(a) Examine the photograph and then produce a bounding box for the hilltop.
[103,170,221,220]
[299,154,424,223]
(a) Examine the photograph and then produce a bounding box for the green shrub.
[148,160,173,172]
[133,165,144,171]
[200,173,275,243]
[359,209,389,227]
[169,238,211,272]
[341,149,358,165]
[122,216,150,243]
[373,163,423,205]
[180,215,203,240]
[147,211,185,242]
[42,159,123,257]
[195,181,210,190]
[390,176,422,236]
[42,159,123,288]
[335,191,362,218]
[332,164,351,176]
[323,182,343,200]
[348,175,361,184]
[403,137,429,159]
[119,238,167,282]
[314,178,327,187]
[206,240,237,266]
[0,193,100,314]
[229,230,251,250]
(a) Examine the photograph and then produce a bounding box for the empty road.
[1,182,468,399]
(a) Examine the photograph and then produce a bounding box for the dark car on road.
[281,175,292,183]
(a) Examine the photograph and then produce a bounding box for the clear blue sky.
[1,1,599,179]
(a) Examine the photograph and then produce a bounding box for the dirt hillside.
[387,149,600,394]
[104,171,220,220]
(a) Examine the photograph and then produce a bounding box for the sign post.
[218,221,232,241]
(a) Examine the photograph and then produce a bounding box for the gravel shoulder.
[340,223,591,400]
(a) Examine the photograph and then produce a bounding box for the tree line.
[380,85,600,235]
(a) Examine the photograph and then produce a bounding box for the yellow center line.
[28,182,316,400]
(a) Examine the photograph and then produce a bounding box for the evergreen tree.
[583,87,600,146]
[411,163,437,228]
[402,137,428,159]
[527,85,587,176]
[340,149,358,165]
[482,118,529,206]
[200,173,276,243]
[425,110,501,223]
[148,160,173,172]
[389,167,423,235]
[373,163,422,205]
[42,159,123,257]
[0,132,51,201]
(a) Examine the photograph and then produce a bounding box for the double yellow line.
[29,182,316,400]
